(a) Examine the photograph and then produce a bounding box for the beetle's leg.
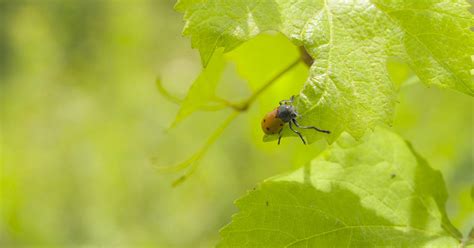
[278,128,283,145]
[289,121,306,145]
[292,119,330,134]
[279,95,295,105]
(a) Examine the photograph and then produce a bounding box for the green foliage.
[225,34,303,99]
[170,34,307,126]
[169,1,473,246]
[218,128,462,247]
[471,186,474,201]
[225,34,311,142]
[176,0,474,143]
[171,51,226,126]
[1,1,472,247]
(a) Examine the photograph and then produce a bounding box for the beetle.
[261,96,330,145]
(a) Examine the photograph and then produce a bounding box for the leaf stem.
[156,77,228,111]
[156,78,183,104]
[158,57,302,186]
[212,96,243,110]
[170,111,239,187]
[238,58,301,111]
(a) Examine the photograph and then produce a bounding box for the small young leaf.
[171,50,226,127]
[218,128,462,247]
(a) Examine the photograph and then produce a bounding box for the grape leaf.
[218,128,462,247]
[176,0,474,143]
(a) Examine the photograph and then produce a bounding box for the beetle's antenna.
[289,121,306,144]
[292,119,330,134]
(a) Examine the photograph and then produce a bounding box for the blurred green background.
[0,1,472,247]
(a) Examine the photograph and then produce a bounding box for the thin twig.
[157,57,302,186]
[171,111,239,187]
[156,78,228,111]
[156,78,183,104]
[239,58,301,111]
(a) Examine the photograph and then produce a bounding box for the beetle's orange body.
[262,96,330,145]
[261,108,284,134]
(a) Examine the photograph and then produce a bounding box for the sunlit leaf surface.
[176,0,474,143]
[218,128,462,247]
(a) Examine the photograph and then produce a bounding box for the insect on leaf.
[176,0,474,143]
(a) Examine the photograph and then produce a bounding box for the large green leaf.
[176,0,474,143]
[218,128,462,247]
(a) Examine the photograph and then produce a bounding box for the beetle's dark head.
[276,104,297,123]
